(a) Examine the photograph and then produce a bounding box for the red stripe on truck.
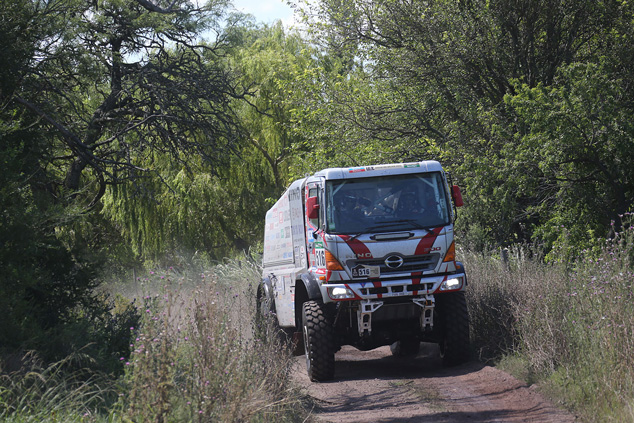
[415,227,442,255]
[339,235,373,258]
[340,235,381,297]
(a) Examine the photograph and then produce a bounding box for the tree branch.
[134,0,178,14]
[14,96,94,163]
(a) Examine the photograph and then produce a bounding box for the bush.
[463,220,634,422]
[0,212,139,376]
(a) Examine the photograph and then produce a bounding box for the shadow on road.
[296,344,576,423]
[324,343,484,383]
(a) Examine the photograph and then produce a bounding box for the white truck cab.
[260,161,470,381]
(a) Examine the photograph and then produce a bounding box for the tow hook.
[413,295,435,330]
[357,299,383,336]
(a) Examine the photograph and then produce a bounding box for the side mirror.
[306,196,320,219]
[451,185,464,207]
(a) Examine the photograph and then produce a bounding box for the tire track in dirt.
[293,343,577,422]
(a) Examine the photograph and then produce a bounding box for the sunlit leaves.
[507,63,634,255]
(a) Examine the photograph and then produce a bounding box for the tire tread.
[303,301,335,381]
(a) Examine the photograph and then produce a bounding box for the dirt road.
[293,343,577,422]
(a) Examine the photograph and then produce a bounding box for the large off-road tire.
[436,291,471,366]
[302,300,335,382]
[390,339,421,358]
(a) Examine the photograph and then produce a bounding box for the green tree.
[298,0,634,251]
[0,0,246,367]
[101,20,320,261]
[507,63,634,258]
[10,0,243,209]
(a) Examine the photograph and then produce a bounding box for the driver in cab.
[335,193,364,231]
[396,192,423,220]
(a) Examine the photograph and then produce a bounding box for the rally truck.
[259,160,470,381]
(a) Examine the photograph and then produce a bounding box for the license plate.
[351,265,380,278]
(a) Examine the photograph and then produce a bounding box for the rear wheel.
[256,284,285,344]
[255,285,271,330]
[436,291,470,366]
[390,339,421,357]
[302,301,335,382]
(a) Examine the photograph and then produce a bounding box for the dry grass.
[117,254,307,422]
[0,352,113,422]
[1,253,309,422]
[463,219,634,422]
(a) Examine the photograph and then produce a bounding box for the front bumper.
[321,272,467,302]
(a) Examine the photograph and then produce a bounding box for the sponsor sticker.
[374,164,402,170]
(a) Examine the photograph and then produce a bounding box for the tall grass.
[0,352,114,422]
[1,254,308,422]
[116,254,307,422]
[464,219,634,422]
[6,230,632,422]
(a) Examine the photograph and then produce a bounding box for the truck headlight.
[328,286,355,300]
[440,277,463,291]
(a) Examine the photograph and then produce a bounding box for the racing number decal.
[351,264,380,278]
[314,241,326,268]
[315,249,326,267]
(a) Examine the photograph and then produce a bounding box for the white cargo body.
[259,161,470,382]
[262,179,307,326]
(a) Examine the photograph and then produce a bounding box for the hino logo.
[384,255,404,269]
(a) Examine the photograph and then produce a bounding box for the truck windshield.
[325,172,451,234]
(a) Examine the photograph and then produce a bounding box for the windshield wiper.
[386,219,430,230]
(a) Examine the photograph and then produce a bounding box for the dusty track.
[293,343,577,422]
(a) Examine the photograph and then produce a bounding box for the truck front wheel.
[436,291,471,366]
[302,301,335,382]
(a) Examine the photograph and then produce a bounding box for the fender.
[299,272,322,301]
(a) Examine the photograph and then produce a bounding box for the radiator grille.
[348,253,440,276]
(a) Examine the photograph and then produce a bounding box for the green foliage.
[0,0,140,375]
[229,22,308,189]
[100,22,320,262]
[507,63,634,258]
[101,157,253,263]
[5,0,243,214]
[0,112,121,370]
